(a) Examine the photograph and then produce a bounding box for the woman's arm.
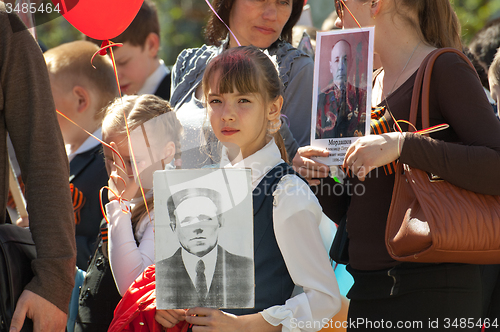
[401,53,500,194]
[345,53,500,195]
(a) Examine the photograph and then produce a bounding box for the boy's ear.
[73,86,90,113]
[267,95,283,122]
[145,32,160,58]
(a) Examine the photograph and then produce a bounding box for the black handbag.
[329,214,349,265]
[0,223,35,332]
[74,222,122,332]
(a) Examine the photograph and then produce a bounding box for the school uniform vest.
[226,163,301,315]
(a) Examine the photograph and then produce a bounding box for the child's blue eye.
[209,99,222,104]
[239,99,250,103]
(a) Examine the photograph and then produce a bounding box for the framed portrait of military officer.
[311,27,374,165]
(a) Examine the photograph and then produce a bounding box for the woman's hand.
[292,146,330,185]
[343,132,404,181]
[155,309,187,329]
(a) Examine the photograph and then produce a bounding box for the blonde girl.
[102,94,182,295]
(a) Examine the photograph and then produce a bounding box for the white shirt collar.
[181,245,218,292]
[137,60,169,95]
[220,138,283,190]
[484,86,496,105]
[67,128,102,162]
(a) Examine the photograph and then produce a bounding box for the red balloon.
[51,0,144,40]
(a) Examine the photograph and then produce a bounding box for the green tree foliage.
[453,0,500,43]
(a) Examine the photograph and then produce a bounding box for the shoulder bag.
[385,48,500,264]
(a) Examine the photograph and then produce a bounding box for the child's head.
[202,46,286,161]
[44,40,118,146]
[489,47,500,109]
[102,94,183,189]
[87,0,161,95]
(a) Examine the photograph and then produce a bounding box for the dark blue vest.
[226,163,304,315]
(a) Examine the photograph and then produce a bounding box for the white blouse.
[220,139,341,332]
[106,195,155,296]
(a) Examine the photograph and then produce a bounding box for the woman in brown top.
[331,0,500,330]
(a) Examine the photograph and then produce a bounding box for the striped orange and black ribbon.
[100,224,108,243]
[370,106,397,175]
[70,183,86,225]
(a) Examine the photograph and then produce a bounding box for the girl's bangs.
[208,53,261,95]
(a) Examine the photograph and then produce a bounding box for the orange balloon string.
[340,0,362,29]
[56,110,126,172]
[108,45,122,98]
[100,186,131,225]
[89,41,152,225]
[123,108,153,224]
[389,115,449,136]
[91,40,123,97]
[57,107,152,224]
[415,123,450,135]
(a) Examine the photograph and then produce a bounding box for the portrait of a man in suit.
[156,187,254,309]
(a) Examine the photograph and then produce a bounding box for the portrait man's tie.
[196,259,208,299]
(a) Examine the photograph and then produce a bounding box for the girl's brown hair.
[202,46,288,162]
[204,0,304,47]
[102,95,183,236]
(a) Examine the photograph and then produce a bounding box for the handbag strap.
[409,48,478,134]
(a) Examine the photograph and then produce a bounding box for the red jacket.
[108,264,190,332]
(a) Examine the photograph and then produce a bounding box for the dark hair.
[167,188,223,227]
[469,17,500,71]
[463,46,489,90]
[202,46,288,162]
[85,0,159,47]
[385,0,462,50]
[204,0,304,46]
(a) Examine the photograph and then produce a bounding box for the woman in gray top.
[169,0,313,168]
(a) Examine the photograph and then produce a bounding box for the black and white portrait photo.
[311,28,374,165]
[153,168,254,310]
